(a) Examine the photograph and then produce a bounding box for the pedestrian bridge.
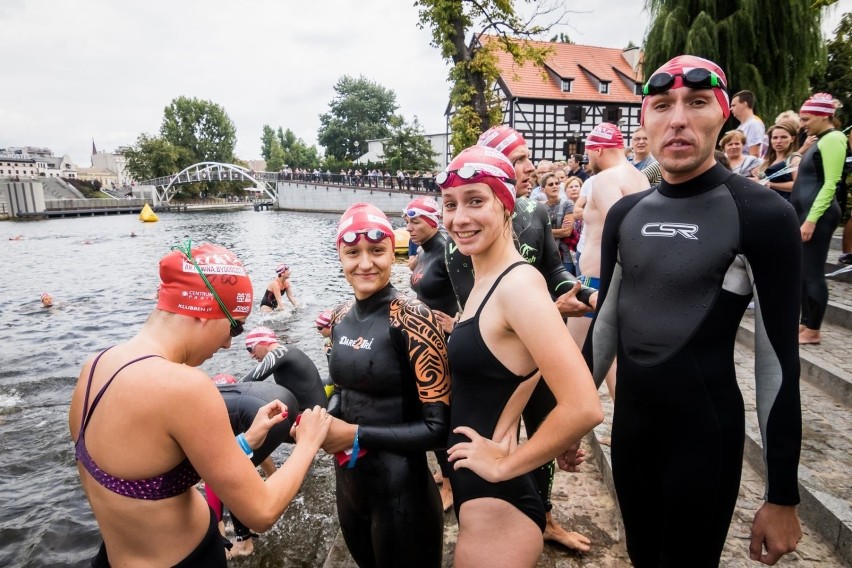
[141,162,279,205]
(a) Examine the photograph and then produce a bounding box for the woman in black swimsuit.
[69,241,331,567]
[321,203,451,568]
[437,147,603,567]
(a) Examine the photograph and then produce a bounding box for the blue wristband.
[236,433,253,458]
[347,427,360,469]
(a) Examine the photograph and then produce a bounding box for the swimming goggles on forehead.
[642,68,726,97]
[403,207,437,219]
[339,228,391,246]
[172,240,244,338]
[435,165,516,188]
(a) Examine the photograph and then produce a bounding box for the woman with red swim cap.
[69,241,331,567]
[437,146,603,567]
[321,203,451,567]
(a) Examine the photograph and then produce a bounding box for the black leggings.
[801,201,841,330]
[336,451,443,568]
[521,378,557,512]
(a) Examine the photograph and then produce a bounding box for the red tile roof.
[483,35,643,104]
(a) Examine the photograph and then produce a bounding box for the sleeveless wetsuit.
[791,129,846,331]
[239,346,327,411]
[445,197,586,514]
[590,163,802,567]
[327,284,450,568]
[446,262,546,532]
[76,349,225,567]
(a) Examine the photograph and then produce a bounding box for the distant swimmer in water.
[40,293,53,308]
[9,235,23,241]
[130,232,137,237]
[206,373,302,558]
[260,263,299,312]
[69,240,330,567]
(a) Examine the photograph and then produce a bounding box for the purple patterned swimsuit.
[75,349,201,500]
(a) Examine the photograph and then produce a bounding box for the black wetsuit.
[327,284,450,568]
[446,262,546,531]
[590,163,802,567]
[410,230,458,481]
[445,196,592,514]
[411,231,459,318]
[239,346,327,411]
[790,129,846,331]
[216,381,300,542]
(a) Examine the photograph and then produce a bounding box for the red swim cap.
[439,146,516,212]
[275,263,290,275]
[404,196,441,228]
[336,203,395,248]
[245,326,278,351]
[800,93,836,117]
[477,125,527,158]
[156,242,253,320]
[641,55,730,125]
[585,123,624,150]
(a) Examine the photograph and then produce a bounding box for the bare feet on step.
[798,328,821,345]
[543,513,592,553]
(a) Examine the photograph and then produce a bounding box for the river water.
[0,209,414,567]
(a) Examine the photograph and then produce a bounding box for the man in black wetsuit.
[444,125,596,552]
[590,55,802,566]
[240,326,328,411]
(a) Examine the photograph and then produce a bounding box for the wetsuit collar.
[658,162,733,198]
[421,231,446,253]
[353,283,396,317]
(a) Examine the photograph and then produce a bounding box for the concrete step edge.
[743,432,852,567]
[737,323,852,408]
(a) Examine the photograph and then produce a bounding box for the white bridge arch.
[143,162,277,205]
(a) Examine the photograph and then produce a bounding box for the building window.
[560,79,572,92]
[565,105,584,123]
[599,82,610,94]
[634,83,643,96]
[605,106,621,123]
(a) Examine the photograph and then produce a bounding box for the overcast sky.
[1,0,849,166]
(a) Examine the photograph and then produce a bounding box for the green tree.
[382,115,439,172]
[317,75,398,161]
[810,12,852,125]
[160,96,237,163]
[416,0,561,153]
[643,0,825,122]
[123,134,194,180]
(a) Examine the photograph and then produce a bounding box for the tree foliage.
[643,0,825,122]
[160,96,237,163]
[317,75,398,161]
[810,12,852,125]
[123,134,194,180]
[382,115,439,172]
[416,0,562,154]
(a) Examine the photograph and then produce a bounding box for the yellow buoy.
[393,228,409,256]
[139,203,159,223]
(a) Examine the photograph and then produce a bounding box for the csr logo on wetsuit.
[641,222,699,240]
[338,336,374,350]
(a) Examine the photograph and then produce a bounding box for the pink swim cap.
[800,93,836,117]
[244,326,278,351]
[585,123,624,150]
[212,373,237,385]
[404,197,441,228]
[477,125,527,158]
[315,310,333,329]
[336,203,396,248]
[641,55,730,125]
[439,145,517,212]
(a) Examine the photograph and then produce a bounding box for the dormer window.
[634,83,643,95]
[561,79,573,93]
[599,81,610,94]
